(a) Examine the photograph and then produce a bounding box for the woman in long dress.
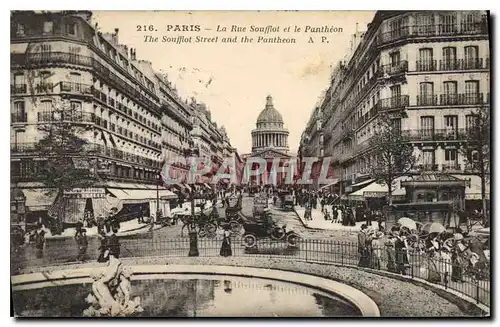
[220,226,232,257]
[425,236,441,282]
[394,234,409,275]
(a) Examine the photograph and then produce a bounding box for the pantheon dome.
[251,95,289,155]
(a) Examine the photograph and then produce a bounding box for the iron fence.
[11,236,490,308]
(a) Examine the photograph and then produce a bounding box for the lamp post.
[184,147,200,257]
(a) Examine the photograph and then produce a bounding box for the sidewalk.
[43,219,155,240]
[295,206,377,232]
[44,199,222,239]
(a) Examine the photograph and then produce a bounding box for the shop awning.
[107,188,177,203]
[348,176,409,199]
[351,178,374,188]
[452,175,490,200]
[319,179,339,190]
[22,188,58,211]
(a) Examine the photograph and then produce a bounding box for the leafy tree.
[34,98,98,230]
[459,105,490,226]
[368,112,416,205]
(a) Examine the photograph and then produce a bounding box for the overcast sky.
[92,11,375,154]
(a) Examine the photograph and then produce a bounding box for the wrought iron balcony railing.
[378,95,409,110]
[416,95,438,106]
[11,84,27,94]
[11,52,159,111]
[439,93,486,106]
[60,81,93,94]
[401,128,466,142]
[380,61,408,76]
[379,21,488,44]
[415,60,437,72]
[37,111,95,123]
[11,112,28,123]
[442,162,462,172]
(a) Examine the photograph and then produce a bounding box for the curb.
[11,264,381,317]
[12,255,489,317]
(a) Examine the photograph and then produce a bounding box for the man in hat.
[357,224,372,267]
[76,228,88,262]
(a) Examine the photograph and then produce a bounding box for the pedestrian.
[385,232,397,272]
[304,202,312,220]
[365,208,372,226]
[394,231,409,275]
[97,231,109,262]
[34,228,45,258]
[376,211,384,231]
[76,228,88,262]
[107,227,121,259]
[220,225,232,257]
[370,231,384,269]
[451,241,464,282]
[357,224,371,267]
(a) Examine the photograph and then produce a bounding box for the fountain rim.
[11,264,380,317]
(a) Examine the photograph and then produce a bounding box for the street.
[11,194,358,272]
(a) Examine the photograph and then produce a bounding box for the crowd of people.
[356,223,490,282]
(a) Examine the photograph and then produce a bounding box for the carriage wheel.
[198,228,207,238]
[229,220,241,234]
[204,222,217,235]
[270,226,286,240]
[243,234,257,248]
[286,233,300,247]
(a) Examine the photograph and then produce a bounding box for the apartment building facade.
[10,11,232,223]
[309,11,489,195]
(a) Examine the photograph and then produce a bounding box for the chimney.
[113,28,119,44]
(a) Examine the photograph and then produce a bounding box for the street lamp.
[184,147,200,257]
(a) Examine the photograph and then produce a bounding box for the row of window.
[419,80,481,97]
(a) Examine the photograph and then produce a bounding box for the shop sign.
[364,191,386,197]
[64,188,106,198]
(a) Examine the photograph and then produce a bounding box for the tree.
[368,112,416,205]
[34,98,98,231]
[460,106,490,226]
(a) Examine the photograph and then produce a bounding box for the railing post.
[476,279,480,304]
[340,242,344,266]
[305,239,308,262]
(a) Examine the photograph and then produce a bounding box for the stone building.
[301,11,490,206]
[10,11,233,224]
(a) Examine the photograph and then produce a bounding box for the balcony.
[402,128,466,142]
[60,81,93,94]
[38,111,95,123]
[11,142,36,153]
[439,93,486,106]
[416,95,438,106]
[416,60,437,72]
[11,112,28,123]
[11,84,27,94]
[442,162,461,172]
[35,82,55,93]
[11,52,160,112]
[439,58,490,71]
[379,21,488,45]
[380,61,408,76]
[416,164,439,172]
[378,95,409,111]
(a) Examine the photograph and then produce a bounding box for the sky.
[92,11,375,154]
